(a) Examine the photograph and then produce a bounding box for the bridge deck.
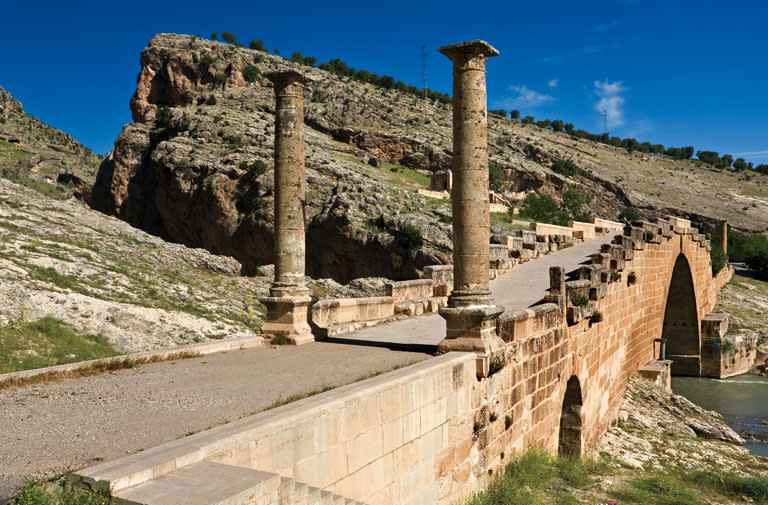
[329,237,607,349]
[0,237,608,501]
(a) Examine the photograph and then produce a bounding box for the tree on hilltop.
[221,32,237,43]
[249,40,266,52]
[510,109,520,120]
[733,157,747,171]
[211,32,218,40]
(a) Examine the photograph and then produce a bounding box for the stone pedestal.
[260,296,314,345]
[260,70,314,345]
[436,40,503,372]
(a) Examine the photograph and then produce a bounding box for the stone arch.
[558,375,583,457]
[662,253,700,376]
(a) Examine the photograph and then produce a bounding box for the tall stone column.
[437,41,504,374]
[720,221,728,255]
[260,70,313,345]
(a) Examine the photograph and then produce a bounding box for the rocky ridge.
[0,85,101,200]
[90,33,768,282]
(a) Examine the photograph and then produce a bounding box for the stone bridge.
[74,41,733,505]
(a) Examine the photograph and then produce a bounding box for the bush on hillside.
[242,65,260,83]
[221,32,237,43]
[519,193,569,226]
[710,243,727,275]
[552,159,579,177]
[489,163,504,190]
[619,206,641,223]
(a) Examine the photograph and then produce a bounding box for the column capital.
[438,40,499,67]
[264,70,313,97]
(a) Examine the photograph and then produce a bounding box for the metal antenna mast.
[602,108,608,134]
[421,45,427,98]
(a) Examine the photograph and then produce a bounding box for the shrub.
[249,40,266,51]
[239,159,267,176]
[644,230,655,241]
[211,32,218,40]
[710,243,727,275]
[489,109,507,117]
[489,411,498,422]
[570,292,589,307]
[489,352,506,375]
[552,159,579,177]
[221,31,237,43]
[199,53,215,70]
[398,225,423,255]
[213,72,228,88]
[242,65,260,83]
[489,163,504,190]
[505,415,513,430]
[610,269,621,282]
[627,271,637,285]
[619,206,641,223]
[590,310,604,323]
[519,193,569,226]
[226,135,243,147]
[156,106,172,129]
[271,332,290,345]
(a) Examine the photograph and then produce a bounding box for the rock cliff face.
[92,34,768,281]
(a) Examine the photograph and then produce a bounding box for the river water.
[672,375,768,456]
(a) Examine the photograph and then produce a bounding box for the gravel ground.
[0,342,429,502]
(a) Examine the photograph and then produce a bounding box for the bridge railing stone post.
[436,40,504,375]
[260,70,314,345]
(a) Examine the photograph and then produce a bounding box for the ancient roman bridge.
[73,41,733,505]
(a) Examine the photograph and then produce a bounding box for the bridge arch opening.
[558,376,583,457]
[662,254,700,376]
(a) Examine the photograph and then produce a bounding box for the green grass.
[466,450,611,505]
[0,316,120,373]
[0,138,28,160]
[490,212,531,234]
[13,479,114,505]
[381,161,430,186]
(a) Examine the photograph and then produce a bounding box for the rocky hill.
[90,34,768,281]
[0,85,101,200]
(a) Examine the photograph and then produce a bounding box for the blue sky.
[1,1,766,163]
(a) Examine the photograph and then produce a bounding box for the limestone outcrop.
[91,34,768,282]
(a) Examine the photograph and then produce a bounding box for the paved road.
[330,236,608,348]
[0,236,609,502]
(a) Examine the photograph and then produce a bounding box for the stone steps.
[112,460,366,505]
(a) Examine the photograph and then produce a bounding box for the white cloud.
[501,85,555,109]
[548,79,559,88]
[733,150,768,158]
[594,80,626,129]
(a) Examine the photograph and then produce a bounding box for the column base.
[260,295,314,345]
[437,304,505,377]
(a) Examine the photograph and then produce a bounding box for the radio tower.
[602,108,608,134]
[421,45,427,98]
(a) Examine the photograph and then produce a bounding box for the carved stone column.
[260,70,313,345]
[437,41,504,374]
[720,221,728,256]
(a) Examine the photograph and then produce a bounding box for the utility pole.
[421,45,427,98]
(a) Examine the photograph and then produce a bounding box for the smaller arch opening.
[558,376,583,457]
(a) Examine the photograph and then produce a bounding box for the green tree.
[623,138,638,155]
[519,193,569,226]
[619,206,641,223]
[562,188,590,219]
[697,150,720,165]
[221,32,237,43]
[710,243,727,275]
[551,119,564,132]
[718,154,733,169]
[211,32,218,40]
[489,163,504,190]
[249,40,266,52]
[733,157,748,171]
[510,109,520,120]
[489,109,507,117]
[564,123,574,133]
[521,115,534,124]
